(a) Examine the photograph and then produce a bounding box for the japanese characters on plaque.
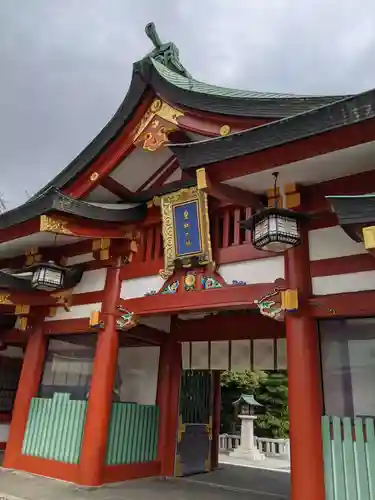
[174,202,202,256]
[159,186,212,275]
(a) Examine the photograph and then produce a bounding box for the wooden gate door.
[175,370,213,476]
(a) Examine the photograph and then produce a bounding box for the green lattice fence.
[322,415,375,500]
[106,403,159,465]
[22,392,87,463]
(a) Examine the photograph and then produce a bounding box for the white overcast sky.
[1,0,375,208]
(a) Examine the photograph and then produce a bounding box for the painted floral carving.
[162,280,179,294]
[201,276,222,289]
[184,272,196,291]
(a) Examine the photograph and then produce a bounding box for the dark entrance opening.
[175,370,213,476]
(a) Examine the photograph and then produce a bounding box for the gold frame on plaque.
[160,186,212,274]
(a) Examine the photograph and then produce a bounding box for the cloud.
[1,0,375,208]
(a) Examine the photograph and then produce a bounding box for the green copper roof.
[233,394,263,407]
[152,58,333,100]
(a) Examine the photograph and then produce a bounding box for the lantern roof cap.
[233,393,263,407]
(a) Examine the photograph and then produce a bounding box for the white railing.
[219,433,241,452]
[219,433,290,460]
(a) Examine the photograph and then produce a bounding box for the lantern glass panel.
[32,265,64,291]
[253,212,300,252]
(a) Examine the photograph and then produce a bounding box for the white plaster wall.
[312,271,375,295]
[309,226,366,261]
[66,253,95,266]
[117,346,160,405]
[120,275,165,299]
[0,424,9,443]
[44,302,102,321]
[219,256,284,285]
[72,268,107,294]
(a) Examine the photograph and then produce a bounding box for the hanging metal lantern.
[31,261,65,291]
[241,172,307,253]
[242,206,305,253]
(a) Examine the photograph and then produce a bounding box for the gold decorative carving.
[135,119,174,152]
[160,186,213,275]
[184,271,196,291]
[40,215,73,235]
[132,99,184,152]
[157,101,184,125]
[15,304,30,315]
[150,98,162,113]
[90,172,99,182]
[159,268,173,280]
[132,107,155,142]
[219,125,231,136]
[153,196,161,207]
[0,293,12,305]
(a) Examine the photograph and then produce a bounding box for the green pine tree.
[255,371,289,438]
[220,370,289,438]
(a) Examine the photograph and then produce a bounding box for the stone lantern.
[230,393,265,461]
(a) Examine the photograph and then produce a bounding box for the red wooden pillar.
[3,324,47,468]
[156,333,181,477]
[156,340,171,465]
[211,371,221,470]
[78,261,121,486]
[285,227,325,500]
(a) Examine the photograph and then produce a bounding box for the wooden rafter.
[100,176,134,199]
[137,157,179,192]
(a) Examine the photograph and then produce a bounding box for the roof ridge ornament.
[145,22,162,49]
[144,22,191,78]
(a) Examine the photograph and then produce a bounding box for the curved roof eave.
[0,188,147,231]
[169,88,375,170]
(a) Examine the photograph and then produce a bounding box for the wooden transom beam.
[196,167,265,210]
